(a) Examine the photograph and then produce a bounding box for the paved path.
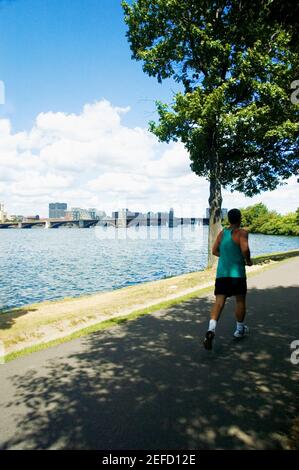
[0,258,298,450]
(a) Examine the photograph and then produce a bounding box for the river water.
[1,225,298,311]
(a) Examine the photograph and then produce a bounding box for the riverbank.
[1,249,298,362]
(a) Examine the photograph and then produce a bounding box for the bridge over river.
[0,218,99,229]
[0,216,209,229]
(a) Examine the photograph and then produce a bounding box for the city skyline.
[1,200,223,221]
[0,201,215,229]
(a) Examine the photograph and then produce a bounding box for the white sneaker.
[233,325,249,339]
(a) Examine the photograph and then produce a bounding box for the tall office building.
[169,207,174,227]
[49,203,67,218]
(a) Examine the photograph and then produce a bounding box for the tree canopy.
[123,0,299,264]
[123,0,298,195]
[223,203,299,236]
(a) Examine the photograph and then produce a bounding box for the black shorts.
[214,277,247,297]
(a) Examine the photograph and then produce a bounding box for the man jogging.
[203,208,252,350]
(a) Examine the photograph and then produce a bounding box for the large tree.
[122,0,299,266]
[267,0,299,46]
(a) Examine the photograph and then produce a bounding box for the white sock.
[208,319,217,332]
[237,321,244,331]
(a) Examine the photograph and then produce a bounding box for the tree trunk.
[208,176,222,268]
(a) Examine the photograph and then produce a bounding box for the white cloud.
[10,172,73,198]
[222,176,299,212]
[145,142,191,178]
[0,99,297,217]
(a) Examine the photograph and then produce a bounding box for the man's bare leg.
[210,295,227,322]
[233,294,248,338]
[203,295,226,350]
[235,294,246,322]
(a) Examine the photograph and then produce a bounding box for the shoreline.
[1,248,298,362]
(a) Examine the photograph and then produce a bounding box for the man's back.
[216,227,246,278]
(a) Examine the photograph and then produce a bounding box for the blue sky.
[0,0,297,217]
[0,0,178,131]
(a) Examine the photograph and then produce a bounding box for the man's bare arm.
[212,231,223,257]
[239,230,252,266]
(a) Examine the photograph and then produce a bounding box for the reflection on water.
[0,225,298,310]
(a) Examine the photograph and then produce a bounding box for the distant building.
[25,215,40,221]
[49,202,67,218]
[87,208,105,220]
[0,203,7,222]
[119,211,141,225]
[71,207,87,220]
[6,214,17,222]
[88,208,97,219]
[64,208,105,221]
[206,208,228,220]
[64,211,73,220]
[169,208,174,227]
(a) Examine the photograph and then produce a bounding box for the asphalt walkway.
[0,257,298,449]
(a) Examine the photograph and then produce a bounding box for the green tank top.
[216,228,246,278]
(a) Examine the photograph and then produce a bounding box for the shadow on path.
[1,285,298,450]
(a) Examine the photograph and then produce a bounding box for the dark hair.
[228,208,241,224]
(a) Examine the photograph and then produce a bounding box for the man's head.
[228,208,241,226]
